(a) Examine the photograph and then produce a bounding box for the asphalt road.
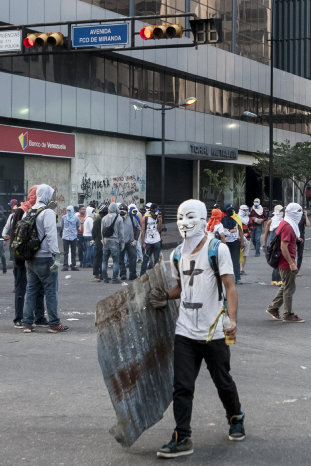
[1,240,311,466]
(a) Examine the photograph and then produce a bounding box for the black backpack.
[11,207,47,261]
[102,214,118,238]
[265,234,281,268]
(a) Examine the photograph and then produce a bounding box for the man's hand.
[149,287,169,309]
[50,253,60,272]
[130,240,137,247]
[224,319,237,338]
[290,263,298,274]
[297,237,304,243]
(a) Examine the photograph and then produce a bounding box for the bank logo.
[18,132,28,150]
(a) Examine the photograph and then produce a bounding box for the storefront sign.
[0,124,75,158]
[190,143,238,160]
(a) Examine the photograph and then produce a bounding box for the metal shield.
[95,261,178,447]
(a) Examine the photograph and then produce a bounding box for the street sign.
[0,30,21,52]
[72,23,129,48]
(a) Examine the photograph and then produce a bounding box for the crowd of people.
[1,187,309,457]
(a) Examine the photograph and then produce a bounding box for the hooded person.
[91,204,108,282]
[82,206,96,268]
[101,202,124,284]
[238,205,251,274]
[263,205,284,286]
[206,208,225,243]
[60,205,81,272]
[149,199,245,458]
[22,184,68,333]
[266,202,304,323]
[221,203,244,284]
[140,202,162,277]
[249,198,268,257]
[129,203,143,262]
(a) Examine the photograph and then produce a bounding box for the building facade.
[0,0,311,224]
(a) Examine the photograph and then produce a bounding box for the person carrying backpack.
[101,202,124,284]
[263,205,284,286]
[2,185,47,328]
[149,199,245,458]
[118,203,140,281]
[21,184,68,333]
[265,203,305,323]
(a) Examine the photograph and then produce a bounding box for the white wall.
[71,133,146,207]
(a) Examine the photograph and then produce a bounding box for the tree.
[203,168,232,205]
[254,140,311,206]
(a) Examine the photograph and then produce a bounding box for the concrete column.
[193,159,200,199]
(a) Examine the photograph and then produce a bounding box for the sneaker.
[157,432,193,458]
[103,278,110,283]
[34,318,49,327]
[137,259,142,263]
[23,327,35,333]
[276,281,283,286]
[271,281,278,286]
[48,323,69,333]
[14,321,23,328]
[283,314,305,323]
[71,266,79,271]
[240,270,246,275]
[3,270,7,274]
[61,266,69,271]
[92,275,101,282]
[120,275,127,281]
[229,412,245,441]
[111,278,121,284]
[266,308,281,320]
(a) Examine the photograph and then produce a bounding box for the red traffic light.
[23,34,36,48]
[23,32,64,49]
[139,24,183,40]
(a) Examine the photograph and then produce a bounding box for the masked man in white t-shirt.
[149,199,245,459]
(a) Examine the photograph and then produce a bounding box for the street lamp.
[132,96,197,220]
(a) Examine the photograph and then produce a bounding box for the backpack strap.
[208,238,223,301]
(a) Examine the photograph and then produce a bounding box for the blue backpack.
[172,238,223,301]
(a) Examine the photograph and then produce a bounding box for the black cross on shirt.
[183,260,203,286]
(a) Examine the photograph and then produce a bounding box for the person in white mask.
[266,202,304,323]
[250,198,268,256]
[149,199,245,458]
[263,205,284,286]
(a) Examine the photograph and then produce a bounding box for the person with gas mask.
[149,199,245,458]
[221,203,244,284]
[238,205,251,275]
[118,203,140,281]
[266,203,305,323]
[263,204,284,285]
[250,198,267,257]
[140,203,162,276]
[22,184,68,333]
[101,202,124,284]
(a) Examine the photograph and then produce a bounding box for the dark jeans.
[93,241,103,277]
[272,267,281,282]
[0,241,7,273]
[83,236,94,267]
[102,239,120,280]
[226,240,241,282]
[120,242,137,280]
[77,234,85,265]
[13,261,45,323]
[173,335,241,439]
[23,257,59,328]
[63,238,77,268]
[297,240,304,271]
[140,241,161,276]
[251,226,262,255]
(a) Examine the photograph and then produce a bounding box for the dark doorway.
[146,156,193,221]
[246,166,282,208]
[0,153,24,231]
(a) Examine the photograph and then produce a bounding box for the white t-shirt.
[207,223,224,241]
[145,216,161,244]
[170,240,233,341]
[83,216,94,236]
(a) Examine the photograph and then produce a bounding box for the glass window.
[195,81,205,113]
[104,58,117,94]
[117,62,130,97]
[185,79,196,110]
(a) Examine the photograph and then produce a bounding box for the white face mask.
[177,204,205,238]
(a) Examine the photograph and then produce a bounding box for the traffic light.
[23,32,64,48]
[189,18,222,45]
[139,24,183,40]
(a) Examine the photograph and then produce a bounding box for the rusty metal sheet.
[95,261,178,447]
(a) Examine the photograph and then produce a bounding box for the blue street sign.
[72,23,129,48]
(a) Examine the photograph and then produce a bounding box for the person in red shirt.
[266,203,304,323]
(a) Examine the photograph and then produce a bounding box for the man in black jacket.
[92,204,108,281]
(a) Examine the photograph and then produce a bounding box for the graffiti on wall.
[80,173,146,205]
[52,185,67,218]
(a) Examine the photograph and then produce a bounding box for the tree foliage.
[204,168,231,204]
[254,140,311,204]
